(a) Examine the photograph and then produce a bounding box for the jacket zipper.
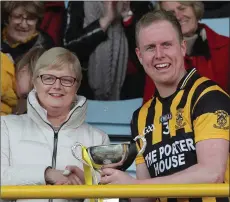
[28,98,87,202]
[51,131,58,168]
[49,131,58,202]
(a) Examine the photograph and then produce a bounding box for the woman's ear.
[33,81,37,92]
[76,80,82,93]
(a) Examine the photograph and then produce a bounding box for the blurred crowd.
[0,2,229,202]
[1,1,229,116]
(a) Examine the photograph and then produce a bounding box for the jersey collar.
[153,67,198,100]
[178,67,197,90]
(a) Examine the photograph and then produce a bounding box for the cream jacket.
[1,90,110,202]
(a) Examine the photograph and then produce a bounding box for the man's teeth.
[180,21,187,25]
[155,63,169,68]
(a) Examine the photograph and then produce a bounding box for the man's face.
[135,20,186,87]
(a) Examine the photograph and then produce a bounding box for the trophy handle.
[133,135,147,155]
[71,142,92,167]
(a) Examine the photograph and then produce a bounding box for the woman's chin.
[13,35,31,43]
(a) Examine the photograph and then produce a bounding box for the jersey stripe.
[132,70,229,202]
[169,91,184,137]
[153,98,163,144]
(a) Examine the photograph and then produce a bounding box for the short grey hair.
[33,47,82,84]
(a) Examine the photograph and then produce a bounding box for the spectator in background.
[1,52,17,115]
[14,46,46,114]
[120,1,154,100]
[64,1,154,100]
[1,1,54,62]
[64,1,117,99]
[40,1,65,46]
[0,47,45,116]
[143,1,230,102]
[1,48,109,201]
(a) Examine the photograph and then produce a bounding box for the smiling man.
[100,10,230,202]
[143,2,230,102]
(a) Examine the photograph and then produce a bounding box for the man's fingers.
[65,165,85,182]
[65,165,82,173]
[100,175,112,184]
[101,168,116,177]
[55,180,67,185]
[72,175,83,185]
[67,174,83,185]
[101,161,122,169]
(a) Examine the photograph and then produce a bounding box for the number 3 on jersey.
[163,121,170,135]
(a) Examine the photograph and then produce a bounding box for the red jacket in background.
[143,23,230,103]
[40,2,65,45]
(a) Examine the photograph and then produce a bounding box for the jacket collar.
[198,23,229,49]
[189,24,210,59]
[27,89,87,132]
[188,23,229,60]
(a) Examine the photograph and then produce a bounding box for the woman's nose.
[19,19,29,28]
[53,78,62,89]
[175,10,183,21]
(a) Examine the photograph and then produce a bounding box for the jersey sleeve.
[131,109,145,165]
[192,89,230,143]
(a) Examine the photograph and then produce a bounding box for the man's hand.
[63,165,85,184]
[100,168,137,184]
[45,168,68,185]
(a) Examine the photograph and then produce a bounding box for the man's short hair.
[135,10,183,47]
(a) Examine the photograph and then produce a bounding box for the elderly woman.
[143,1,230,102]
[1,1,54,61]
[1,47,110,200]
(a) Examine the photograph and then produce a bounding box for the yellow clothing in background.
[1,52,18,115]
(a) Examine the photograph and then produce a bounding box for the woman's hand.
[100,1,118,31]
[45,166,84,185]
[100,168,137,185]
[118,1,132,19]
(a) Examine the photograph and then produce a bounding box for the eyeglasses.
[38,74,77,87]
[10,14,38,25]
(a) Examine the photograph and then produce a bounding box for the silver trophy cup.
[71,135,147,202]
[72,134,147,171]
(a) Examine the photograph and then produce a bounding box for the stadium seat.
[85,98,143,177]
[201,18,229,37]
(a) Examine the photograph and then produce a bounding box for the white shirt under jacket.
[1,90,110,202]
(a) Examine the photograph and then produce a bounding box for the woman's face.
[161,2,198,37]
[34,66,79,114]
[7,6,38,43]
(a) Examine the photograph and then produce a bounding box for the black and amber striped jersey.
[131,68,230,202]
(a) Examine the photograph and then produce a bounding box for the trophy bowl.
[87,143,130,169]
[72,139,144,171]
